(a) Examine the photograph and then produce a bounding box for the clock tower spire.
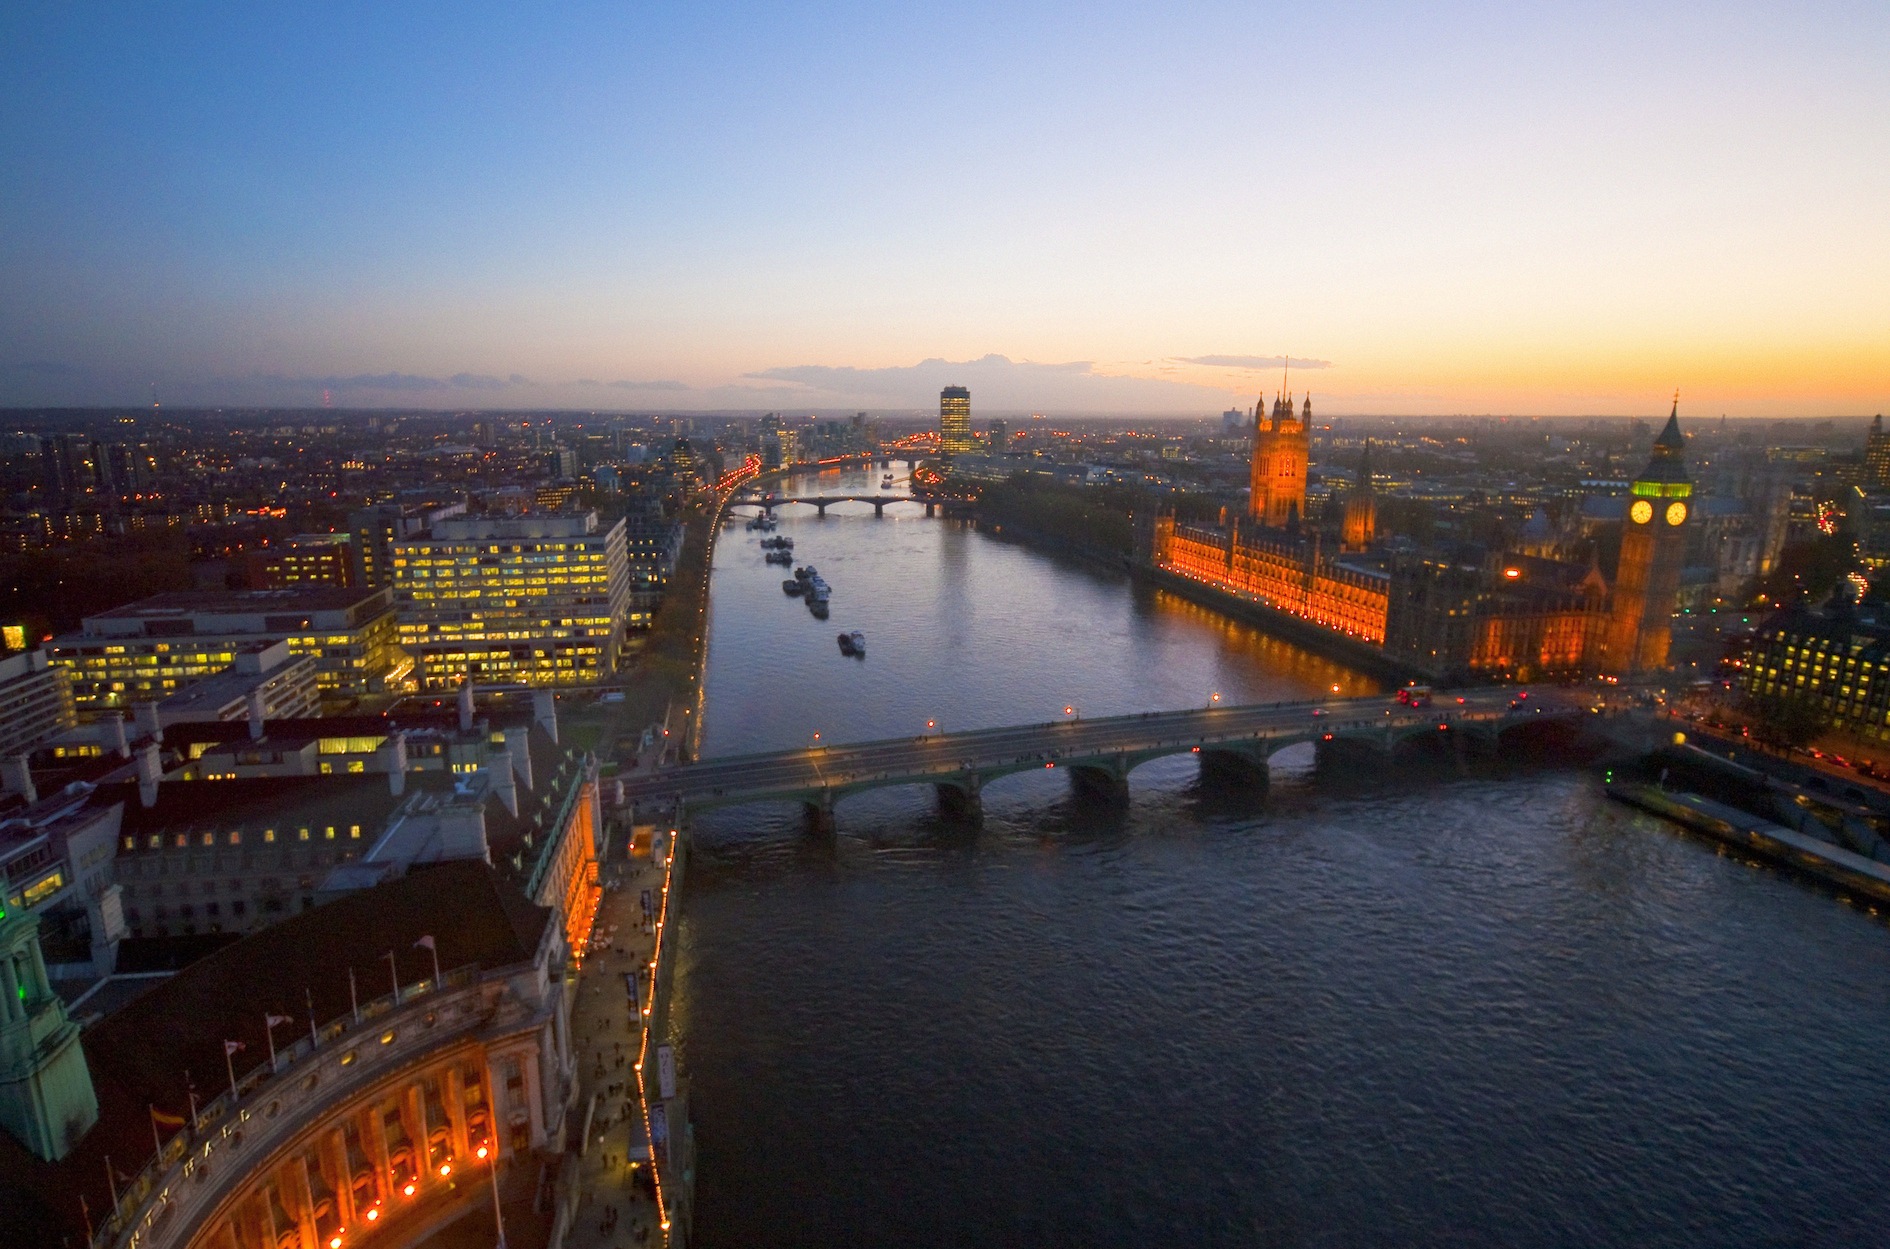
[1605,398,1692,672]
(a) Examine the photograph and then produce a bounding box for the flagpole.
[224,1043,238,1100]
[150,1106,163,1157]
[264,1017,276,1070]
[186,1071,198,1128]
[104,1155,119,1209]
[349,967,360,1023]
[306,988,318,1046]
[385,950,399,1001]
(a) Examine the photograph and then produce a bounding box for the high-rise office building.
[940,386,974,455]
[1866,414,1890,490]
[987,419,1007,450]
[392,512,629,689]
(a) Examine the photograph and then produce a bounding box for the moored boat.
[783,579,804,596]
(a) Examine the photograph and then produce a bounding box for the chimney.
[458,680,475,733]
[504,727,534,792]
[3,755,36,807]
[100,713,130,760]
[136,741,163,808]
[134,700,163,743]
[246,689,267,742]
[532,689,559,745]
[381,732,408,796]
[490,756,519,817]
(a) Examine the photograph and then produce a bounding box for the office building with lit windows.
[391,512,629,690]
[47,588,407,715]
[939,385,974,455]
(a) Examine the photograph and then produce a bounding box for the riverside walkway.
[621,688,1597,830]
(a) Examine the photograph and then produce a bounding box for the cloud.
[1172,355,1335,370]
[606,378,691,391]
[740,353,1228,413]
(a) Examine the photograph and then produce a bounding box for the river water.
[672,465,1890,1248]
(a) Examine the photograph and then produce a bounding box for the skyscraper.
[939,386,973,455]
[1249,393,1310,528]
[1866,414,1890,490]
[1606,401,1691,672]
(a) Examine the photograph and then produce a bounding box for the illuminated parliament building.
[1146,397,1692,681]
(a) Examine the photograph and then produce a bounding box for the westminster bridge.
[620,688,1608,831]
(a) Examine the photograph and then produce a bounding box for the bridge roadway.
[621,687,1594,831]
[728,493,927,517]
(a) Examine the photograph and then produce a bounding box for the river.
[670,465,1890,1247]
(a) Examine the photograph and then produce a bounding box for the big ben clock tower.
[1606,397,1691,672]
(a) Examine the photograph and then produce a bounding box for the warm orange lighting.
[1503,567,1521,580]
[365,1208,380,1222]
[476,1144,490,1159]
[439,1163,452,1177]
[403,1183,416,1197]
[330,1238,343,1249]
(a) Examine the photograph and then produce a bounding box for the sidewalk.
[564,845,671,1249]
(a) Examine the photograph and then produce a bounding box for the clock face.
[1629,499,1654,524]
[1665,501,1688,526]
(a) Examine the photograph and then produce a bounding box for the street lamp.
[1210,692,1221,707]
[1063,705,1077,721]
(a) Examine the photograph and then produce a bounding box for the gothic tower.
[1249,392,1310,529]
[1605,400,1691,672]
[1342,438,1377,552]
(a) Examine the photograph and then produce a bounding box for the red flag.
[223,1040,244,1056]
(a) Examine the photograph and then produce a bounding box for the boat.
[765,550,793,565]
[880,474,895,488]
[838,633,857,655]
[783,579,804,596]
[809,599,830,619]
[847,630,865,655]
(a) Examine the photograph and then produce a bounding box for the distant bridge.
[619,689,1602,831]
[728,493,935,517]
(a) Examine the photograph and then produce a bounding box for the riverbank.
[1136,562,1424,686]
[1608,782,1890,906]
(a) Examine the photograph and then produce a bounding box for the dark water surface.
[673,467,1890,1248]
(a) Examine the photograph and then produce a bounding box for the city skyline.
[3,2,1886,416]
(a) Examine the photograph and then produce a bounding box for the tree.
[1739,691,1828,752]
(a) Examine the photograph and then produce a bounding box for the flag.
[414,935,436,951]
[150,1106,187,1129]
[265,1014,290,1028]
[224,1040,244,1056]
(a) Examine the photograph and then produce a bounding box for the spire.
[1302,393,1312,420]
[1655,398,1684,450]
[1358,438,1373,492]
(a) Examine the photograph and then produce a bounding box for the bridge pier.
[1199,747,1270,794]
[1069,758,1130,806]
[935,776,982,825]
[813,501,829,517]
[924,502,936,517]
[872,500,887,517]
[803,792,837,835]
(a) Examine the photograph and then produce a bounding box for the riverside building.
[1144,402,1694,681]
[47,588,407,715]
[391,511,630,690]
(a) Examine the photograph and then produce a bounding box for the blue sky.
[3,1,1886,414]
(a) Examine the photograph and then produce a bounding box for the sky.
[2,1,1886,417]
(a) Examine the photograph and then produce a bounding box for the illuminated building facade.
[1341,440,1377,553]
[0,648,76,758]
[1249,393,1310,528]
[940,386,974,455]
[0,861,577,1249]
[1155,515,1391,643]
[1733,608,1890,742]
[392,512,629,690]
[262,535,355,589]
[1868,414,1890,491]
[1604,404,1691,672]
[48,589,406,715]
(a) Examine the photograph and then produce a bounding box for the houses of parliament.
[1146,395,1691,680]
